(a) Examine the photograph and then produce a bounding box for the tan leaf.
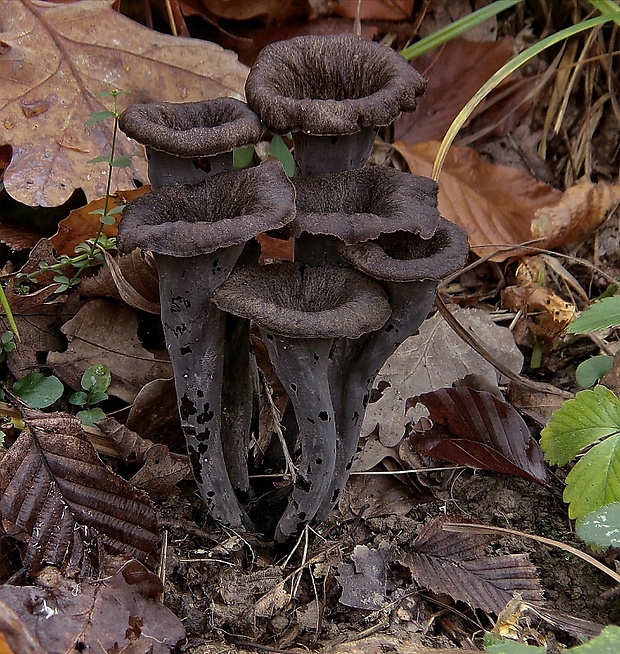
[1,0,248,207]
[199,0,310,21]
[394,141,562,261]
[531,179,620,249]
[331,0,414,20]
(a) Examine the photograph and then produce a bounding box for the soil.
[158,465,619,653]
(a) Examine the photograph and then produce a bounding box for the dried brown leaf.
[531,179,620,249]
[507,380,572,426]
[336,545,387,610]
[331,0,414,20]
[405,516,543,614]
[339,474,415,518]
[0,409,159,577]
[126,377,181,442]
[47,299,171,402]
[200,0,311,21]
[394,141,562,261]
[0,562,184,653]
[0,598,44,654]
[1,0,248,207]
[408,387,549,486]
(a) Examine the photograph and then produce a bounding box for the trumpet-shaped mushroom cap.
[340,218,469,282]
[245,34,426,135]
[212,263,391,339]
[119,98,262,157]
[117,160,295,257]
[293,168,439,243]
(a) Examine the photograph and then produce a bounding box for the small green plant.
[12,372,64,409]
[234,131,295,177]
[68,364,111,427]
[484,625,620,652]
[0,331,16,363]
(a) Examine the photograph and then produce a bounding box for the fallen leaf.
[339,473,416,518]
[199,0,311,22]
[0,221,41,251]
[337,545,387,610]
[47,299,171,402]
[361,308,523,447]
[531,179,620,249]
[416,0,500,42]
[407,387,549,486]
[331,0,414,20]
[507,380,572,426]
[1,0,248,206]
[394,141,562,260]
[395,39,515,144]
[126,377,182,442]
[0,408,159,577]
[405,516,543,614]
[0,562,185,653]
[0,599,44,654]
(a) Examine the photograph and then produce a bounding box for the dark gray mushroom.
[245,34,426,176]
[119,98,262,188]
[117,161,295,529]
[292,167,440,265]
[315,218,469,520]
[212,262,391,541]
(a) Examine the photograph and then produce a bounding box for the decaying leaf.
[339,473,416,518]
[126,377,182,442]
[531,179,620,249]
[507,380,572,426]
[47,299,171,402]
[331,0,414,20]
[405,516,543,614]
[0,408,159,577]
[198,0,313,22]
[361,308,523,447]
[1,0,248,206]
[407,387,549,486]
[337,545,387,610]
[0,598,44,654]
[0,561,185,653]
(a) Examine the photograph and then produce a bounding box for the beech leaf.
[405,517,543,614]
[0,408,160,577]
[408,387,549,486]
[0,0,248,207]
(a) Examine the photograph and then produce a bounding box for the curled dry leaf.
[394,141,562,261]
[0,409,159,577]
[1,0,248,206]
[126,377,182,442]
[507,379,572,426]
[407,387,549,486]
[531,179,620,249]
[405,516,543,614]
[0,562,185,654]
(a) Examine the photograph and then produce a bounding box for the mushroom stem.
[291,128,377,177]
[260,331,337,542]
[155,247,250,529]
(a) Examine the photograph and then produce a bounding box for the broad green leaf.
[576,503,620,549]
[567,296,620,333]
[567,625,620,652]
[233,145,255,169]
[486,641,544,654]
[111,155,133,168]
[576,355,614,387]
[13,373,64,409]
[564,433,620,520]
[540,386,620,466]
[81,364,111,393]
[267,135,295,177]
[85,110,115,125]
[77,407,106,427]
[87,154,110,164]
[68,391,89,407]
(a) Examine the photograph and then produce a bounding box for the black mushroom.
[245,34,426,176]
[314,218,470,520]
[117,161,296,529]
[291,167,440,265]
[119,98,262,188]
[212,262,391,541]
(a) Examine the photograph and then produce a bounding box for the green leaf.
[576,503,620,549]
[81,364,111,393]
[89,391,109,405]
[486,641,544,653]
[87,154,111,164]
[568,296,620,333]
[576,355,614,388]
[68,391,89,407]
[13,373,64,409]
[233,145,255,169]
[540,386,620,466]
[564,434,620,520]
[99,214,117,225]
[77,407,106,427]
[567,625,620,652]
[1,331,14,345]
[110,155,133,168]
[267,135,295,177]
[106,205,125,215]
[85,110,115,126]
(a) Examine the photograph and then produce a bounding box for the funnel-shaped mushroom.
[292,167,440,265]
[245,34,425,176]
[212,262,391,541]
[119,98,262,188]
[315,218,469,520]
[118,161,295,529]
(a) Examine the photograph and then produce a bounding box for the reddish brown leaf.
[0,562,184,653]
[394,38,515,144]
[126,377,181,443]
[408,387,549,486]
[331,0,414,20]
[0,409,159,577]
[405,516,543,614]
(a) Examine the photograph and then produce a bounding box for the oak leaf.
[0,0,248,207]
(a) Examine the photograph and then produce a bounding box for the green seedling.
[12,372,64,409]
[0,331,16,363]
[68,363,111,427]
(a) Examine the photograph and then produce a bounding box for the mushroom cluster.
[117,34,469,541]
